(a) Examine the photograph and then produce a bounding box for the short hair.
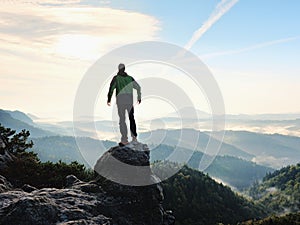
[118,63,125,71]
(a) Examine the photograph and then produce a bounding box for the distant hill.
[157,164,267,225]
[217,130,300,168]
[4,110,34,125]
[151,144,273,190]
[140,129,254,160]
[225,113,300,121]
[31,136,116,166]
[0,110,53,138]
[147,111,300,137]
[248,163,300,215]
[140,128,300,168]
[201,154,272,190]
[0,109,72,137]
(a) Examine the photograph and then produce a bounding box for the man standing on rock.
[107,63,141,146]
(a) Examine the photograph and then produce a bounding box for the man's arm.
[107,76,117,105]
[132,77,141,103]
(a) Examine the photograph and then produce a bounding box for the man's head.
[118,63,125,72]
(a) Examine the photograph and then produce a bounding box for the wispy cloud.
[185,0,239,50]
[0,4,160,60]
[0,3,160,119]
[202,36,300,59]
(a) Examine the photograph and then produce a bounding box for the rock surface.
[0,135,15,170]
[0,175,12,193]
[94,142,153,186]
[0,136,5,149]
[0,142,175,225]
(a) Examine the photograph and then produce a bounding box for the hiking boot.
[119,141,129,146]
[132,136,138,142]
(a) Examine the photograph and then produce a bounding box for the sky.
[1,0,300,121]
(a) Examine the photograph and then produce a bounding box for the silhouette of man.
[107,63,141,145]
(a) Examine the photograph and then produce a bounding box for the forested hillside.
[248,163,300,214]
[156,163,267,225]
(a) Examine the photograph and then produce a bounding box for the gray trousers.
[117,104,137,142]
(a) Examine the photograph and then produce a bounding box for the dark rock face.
[0,143,175,225]
[0,135,6,148]
[0,142,15,170]
[0,175,12,193]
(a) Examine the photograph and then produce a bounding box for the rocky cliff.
[0,142,175,225]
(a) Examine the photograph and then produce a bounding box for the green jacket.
[107,71,141,105]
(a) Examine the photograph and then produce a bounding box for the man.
[107,63,141,145]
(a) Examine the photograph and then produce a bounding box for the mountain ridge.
[0,110,54,138]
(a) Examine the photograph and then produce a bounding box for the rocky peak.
[94,141,154,186]
[94,142,174,225]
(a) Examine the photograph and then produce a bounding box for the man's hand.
[107,101,111,106]
[138,99,141,104]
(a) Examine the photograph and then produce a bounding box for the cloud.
[185,0,239,50]
[1,0,81,6]
[201,36,300,59]
[0,3,160,119]
[252,155,291,168]
[0,4,160,60]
